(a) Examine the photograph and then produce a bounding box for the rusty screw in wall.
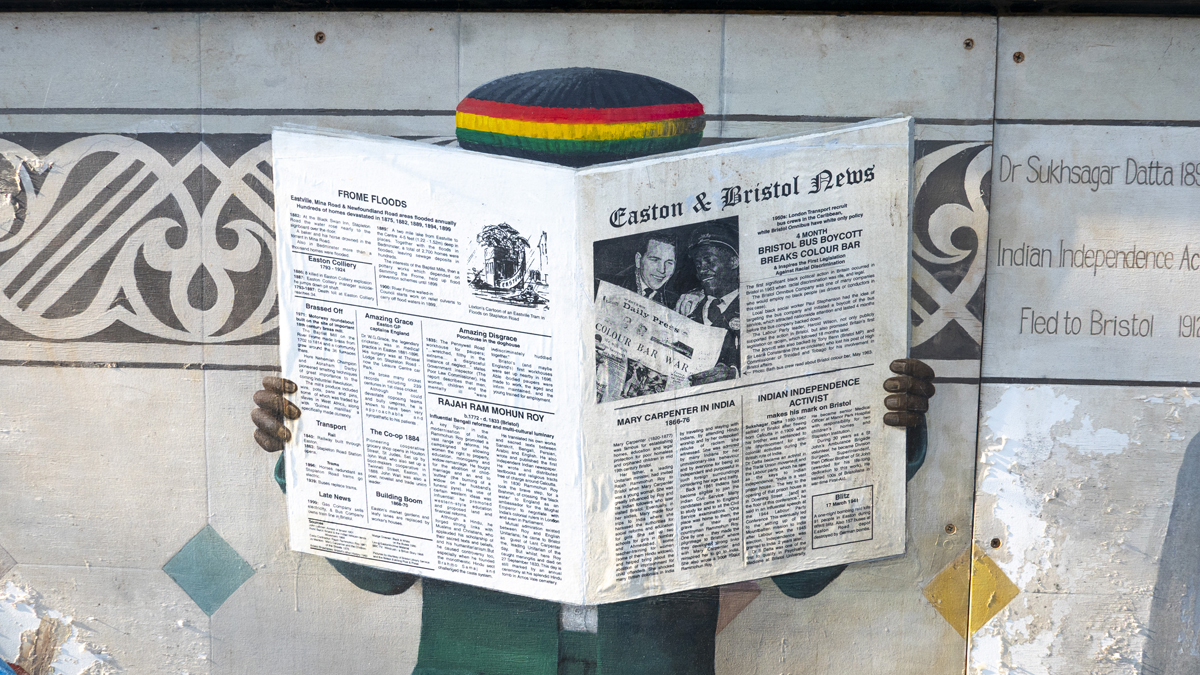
[945,524,957,534]
[315,31,326,44]
[1012,51,1025,64]
[963,38,974,50]
[990,537,1002,549]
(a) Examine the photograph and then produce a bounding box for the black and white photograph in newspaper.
[593,217,743,402]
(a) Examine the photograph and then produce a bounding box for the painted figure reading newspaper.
[248,68,931,672]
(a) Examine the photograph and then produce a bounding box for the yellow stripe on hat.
[456,112,704,142]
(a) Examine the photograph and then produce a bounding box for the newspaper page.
[272,128,588,604]
[578,118,913,602]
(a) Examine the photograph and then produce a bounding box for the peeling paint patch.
[973,386,1077,675]
[0,582,113,674]
[1057,416,1129,455]
[971,597,1069,675]
[972,384,1200,674]
[1139,389,1200,409]
[0,583,40,664]
[0,154,49,239]
[980,386,1075,588]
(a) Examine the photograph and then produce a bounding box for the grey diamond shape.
[0,542,14,579]
[163,525,254,616]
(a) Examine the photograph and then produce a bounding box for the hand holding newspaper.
[272,117,913,604]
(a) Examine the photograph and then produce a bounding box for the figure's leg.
[1143,432,1200,675]
[596,588,720,675]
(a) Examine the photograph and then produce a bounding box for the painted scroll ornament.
[0,136,277,344]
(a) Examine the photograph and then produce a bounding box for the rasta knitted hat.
[455,67,705,168]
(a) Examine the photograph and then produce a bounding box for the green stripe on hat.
[456,128,703,157]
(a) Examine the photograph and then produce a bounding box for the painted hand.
[252,376,301,452]
[882,358,936,427]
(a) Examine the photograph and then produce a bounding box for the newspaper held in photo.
[595,280,727,402]
[273,117,913,605]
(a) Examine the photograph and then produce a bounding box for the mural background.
[970,18,1200,675]
[6,11,1181,675]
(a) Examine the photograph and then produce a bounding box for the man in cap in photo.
[680,222,741,386]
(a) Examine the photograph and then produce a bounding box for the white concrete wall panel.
[996,17,1200,123]
[974,16,1200,675]
[723,15,997,122]
[0,367,208,568]
[0,14,201,110]
[459,14,724,114]
[199,13,460,137]
[0,14,201,135]
[982,123,1200,381]
[200,13,460,111]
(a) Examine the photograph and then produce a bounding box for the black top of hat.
[464,67,700,109]
[688,223,739,254]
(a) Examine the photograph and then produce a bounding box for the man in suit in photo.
[597,232,681,310]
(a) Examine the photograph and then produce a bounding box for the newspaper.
[272,117,913,604]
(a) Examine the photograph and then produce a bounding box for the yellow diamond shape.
[923,543,1020,638]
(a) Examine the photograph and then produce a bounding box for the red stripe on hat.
[456,98,704,124]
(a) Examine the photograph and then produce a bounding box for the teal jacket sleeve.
[773,420,927,599]
[274,454,418,596]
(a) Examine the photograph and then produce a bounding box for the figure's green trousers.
[412,579,719,675]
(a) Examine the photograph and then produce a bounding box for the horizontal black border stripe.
[927,376,1200,387]
[0,108,993,126]
[932,377,982,385]
[712,114,993,126]
[998,119,1200,128]
[6,0,1200,15]
[1,107,458,117]
[0,359,279,370]
[926,376,1200,387]
[30,108,1180,129]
